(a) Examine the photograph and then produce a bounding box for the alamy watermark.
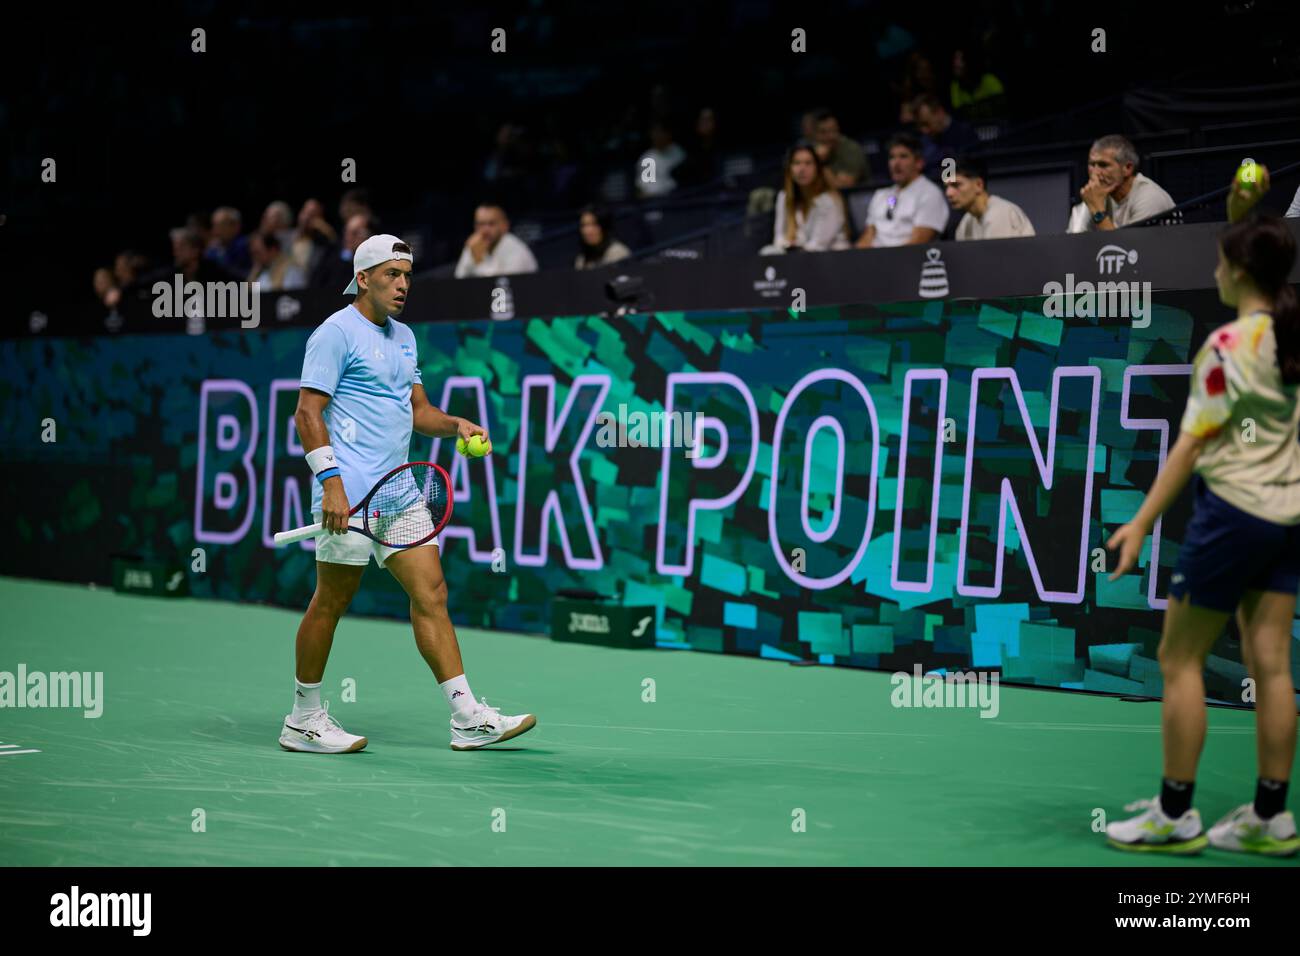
[152,274,261,329]
[1041,245,1151,328]
[890,664,1000,718]
[594,404,700,457]
[50,886,150,935]
[1041,274,1152,327]
[0,664,103,718]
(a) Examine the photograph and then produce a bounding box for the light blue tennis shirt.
[300,304,422,516]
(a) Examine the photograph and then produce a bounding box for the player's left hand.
[456,418,489,444]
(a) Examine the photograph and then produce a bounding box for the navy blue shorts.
[1168,478,1300,612]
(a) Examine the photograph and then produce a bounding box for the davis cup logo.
[1097,244,1138,275]
[918,248,949,298]
[754,264,788,298]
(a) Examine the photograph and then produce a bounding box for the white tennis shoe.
[1208,803,1300,856]
[279,701,368,754]
[1106,797,1207,854]
[450,697,537,751]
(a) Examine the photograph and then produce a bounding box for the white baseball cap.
[344,234,414,295]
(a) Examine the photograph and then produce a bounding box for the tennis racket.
[273,461,453,548]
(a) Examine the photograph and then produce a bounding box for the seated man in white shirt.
[454,204,539,278]
[855,133,949,248]
[945,156,1036,240]
[1066,134,1175,232]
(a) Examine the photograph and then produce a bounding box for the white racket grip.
[273,516,361,547]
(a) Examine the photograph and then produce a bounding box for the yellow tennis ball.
[456,436,469,456]
[1236,161,1259,191]
[467,435,492,457]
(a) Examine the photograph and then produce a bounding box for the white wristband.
[305,445,338,476]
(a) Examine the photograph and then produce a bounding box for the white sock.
[293,679,322,718]
[440,674,477,722]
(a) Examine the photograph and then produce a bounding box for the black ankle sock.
[1160,778,1195,818]
[1254,778,1288,820]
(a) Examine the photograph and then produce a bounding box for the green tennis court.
[0,576,1289,867]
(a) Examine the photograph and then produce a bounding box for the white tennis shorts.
[312,510,439,568]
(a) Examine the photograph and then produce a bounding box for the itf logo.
[1096,244,1139,275]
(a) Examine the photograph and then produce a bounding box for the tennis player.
[1105,172,1299,855]
[279,233,536,754]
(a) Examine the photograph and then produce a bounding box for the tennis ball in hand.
[1236,161,1259,192]
[455,436,468,456]
[467,435,492,457]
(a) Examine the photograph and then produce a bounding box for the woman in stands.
[761,142,850,255]
[575,205,631,270]
[1106,167,1300,856]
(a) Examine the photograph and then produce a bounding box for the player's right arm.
[295,387,350,534]
[299,322,352,534]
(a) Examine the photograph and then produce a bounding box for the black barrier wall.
[21,221,1300,338]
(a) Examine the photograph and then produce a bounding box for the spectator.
[945,157,1035,240]
[1067,134,1175,232]
[338,188,372,227]
[113,250,148,291]
[575,205,631,269]
[291,198,337,276]
[912,94,980,181]
[207,206,251,275]
[538,118,581,207]
[635,122,686,198]
[674,107,724,188]
[260,200,295,250]
[92,267,117,307]
[799,109,819,143]
[311,212,372,291]
[248,231,307,291]
[762,142,850,254]
[950,46,1006,121]
[141,227,238,290]
[811,108,868,189]
[187,211,212,252]
[483,122,528,184]
[454,204,538,278]
[603,103,645,158]
[856,133,949,248]
[171,227,234,282]
[895,52,939,125]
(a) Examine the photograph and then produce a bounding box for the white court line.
[0,749,41,756]
[543,722,933,736]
